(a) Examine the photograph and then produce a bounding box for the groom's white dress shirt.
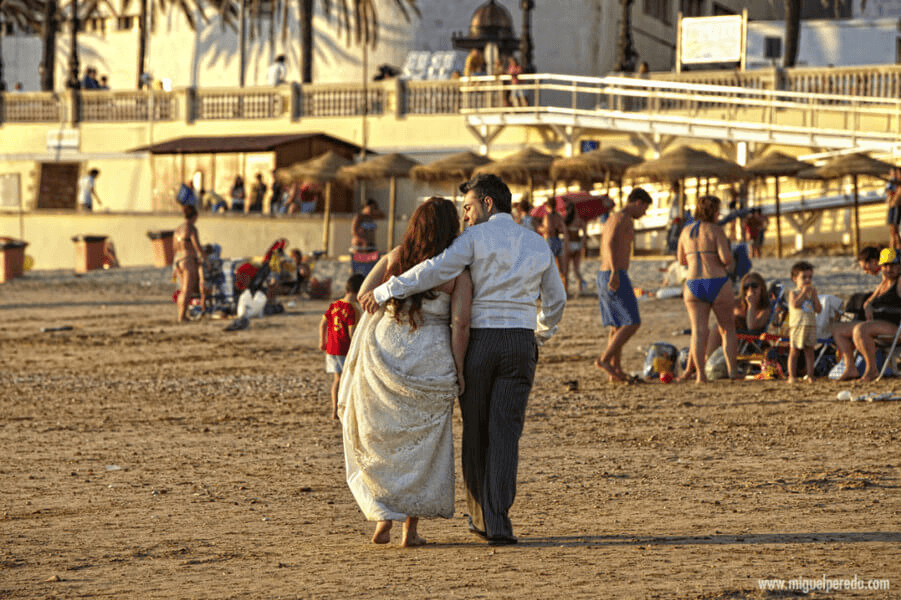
[372,212,566,343]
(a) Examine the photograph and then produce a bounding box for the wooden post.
[321,181,332,254]
[774,175,783,258]
[388,177,397,248]
[853,174,861,256]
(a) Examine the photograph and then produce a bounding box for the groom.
[359,174,566,545]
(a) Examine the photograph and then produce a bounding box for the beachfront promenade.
[1,63,900,268]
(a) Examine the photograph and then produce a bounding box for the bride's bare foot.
[402,517,427,547]
[402,533,427,547]
[372,520,392,544]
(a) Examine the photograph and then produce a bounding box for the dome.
[469,0,515,39]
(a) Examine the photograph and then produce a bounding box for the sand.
[1,257,899,599]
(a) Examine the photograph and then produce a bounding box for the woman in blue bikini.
[677,195,737,383]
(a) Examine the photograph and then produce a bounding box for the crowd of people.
[158,165,901,548]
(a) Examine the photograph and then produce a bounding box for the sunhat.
[878,248,900,265]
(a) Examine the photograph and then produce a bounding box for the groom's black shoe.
[487,535,518,546]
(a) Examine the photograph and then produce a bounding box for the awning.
[130,133,362,155]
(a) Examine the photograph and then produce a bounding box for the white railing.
[461,73,901,152]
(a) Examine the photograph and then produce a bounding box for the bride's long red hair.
[386,196,460,328]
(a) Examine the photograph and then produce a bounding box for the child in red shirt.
[320,274,365,420]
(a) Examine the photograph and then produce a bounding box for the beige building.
[0,0,782,92]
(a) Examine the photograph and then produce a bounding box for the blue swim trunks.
[597,270,641,327]
[548,237,563,257]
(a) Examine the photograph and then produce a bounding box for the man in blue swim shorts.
[594,187,653,382]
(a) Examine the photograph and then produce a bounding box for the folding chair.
[876,308,901,381]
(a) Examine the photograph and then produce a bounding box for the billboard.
[680,15,744,64]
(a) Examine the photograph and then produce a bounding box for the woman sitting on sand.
[339,197,472,547]
[706,271,771,358]
[676,195,737,383]
[834,248,901,381]
[174,204,206,322]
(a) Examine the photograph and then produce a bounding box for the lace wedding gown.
[339,292,458,521]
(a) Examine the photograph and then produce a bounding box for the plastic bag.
[642,342,678,379]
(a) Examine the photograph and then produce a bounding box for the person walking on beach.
[78,169,102,211]
[541,197,568,281]
[358,173,566,545]
[594,187,653,382]
[340,197,472,547]
[320,274,364,420]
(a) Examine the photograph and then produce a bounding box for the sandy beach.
[1,255,899,599]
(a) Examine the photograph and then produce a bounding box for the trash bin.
[147,230,175,267]
[71,235,108,273]
[0,237,28,283]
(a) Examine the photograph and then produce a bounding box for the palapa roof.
[550,147,643,181]
[288,151,354,183]
[811,152,896,179]
[626,145,748,182]
[744,151,813,177]
[338,153,420,182]
[473,147,556,185]
[410,151,493,183]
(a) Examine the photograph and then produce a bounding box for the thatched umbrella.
[745,151,813,258]
[551,147,643,207]
[807,152,895,255]
[472,147,556,205]
[626,145,749,214]
[550,147,643,181]
[339,153,420,249]
[409,151,493,191]
[289,151,353,253]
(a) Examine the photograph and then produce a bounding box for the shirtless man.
[351,199,384,250]
[594,187,653,382]
[542,198,568,280]
[886,167,901,249]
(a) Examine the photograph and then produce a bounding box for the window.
[644,0,672,25]
[680,0,703,17]
[117,16,134,31]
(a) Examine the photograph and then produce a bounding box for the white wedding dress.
[339,292,457,521]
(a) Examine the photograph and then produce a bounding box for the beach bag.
[642,342,678,379]
[829,353,893,379]
[704,347,729,380]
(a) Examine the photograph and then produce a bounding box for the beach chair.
[875,308,901,380]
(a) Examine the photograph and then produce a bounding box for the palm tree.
[242,0,419,84]
[36,0,117,91]
[783,0,868,68]
[1,0,47,91]
[120,0,225,89]
[616,0,637,73]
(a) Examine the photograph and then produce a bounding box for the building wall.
[745,17,901,69]
[0,210,405,269]
[2,0,781,93]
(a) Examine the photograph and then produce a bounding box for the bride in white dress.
[338,197,472,547]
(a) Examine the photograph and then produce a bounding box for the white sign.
[46,129,80,151]
[680,15,743,64]
[0,173,21,209]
